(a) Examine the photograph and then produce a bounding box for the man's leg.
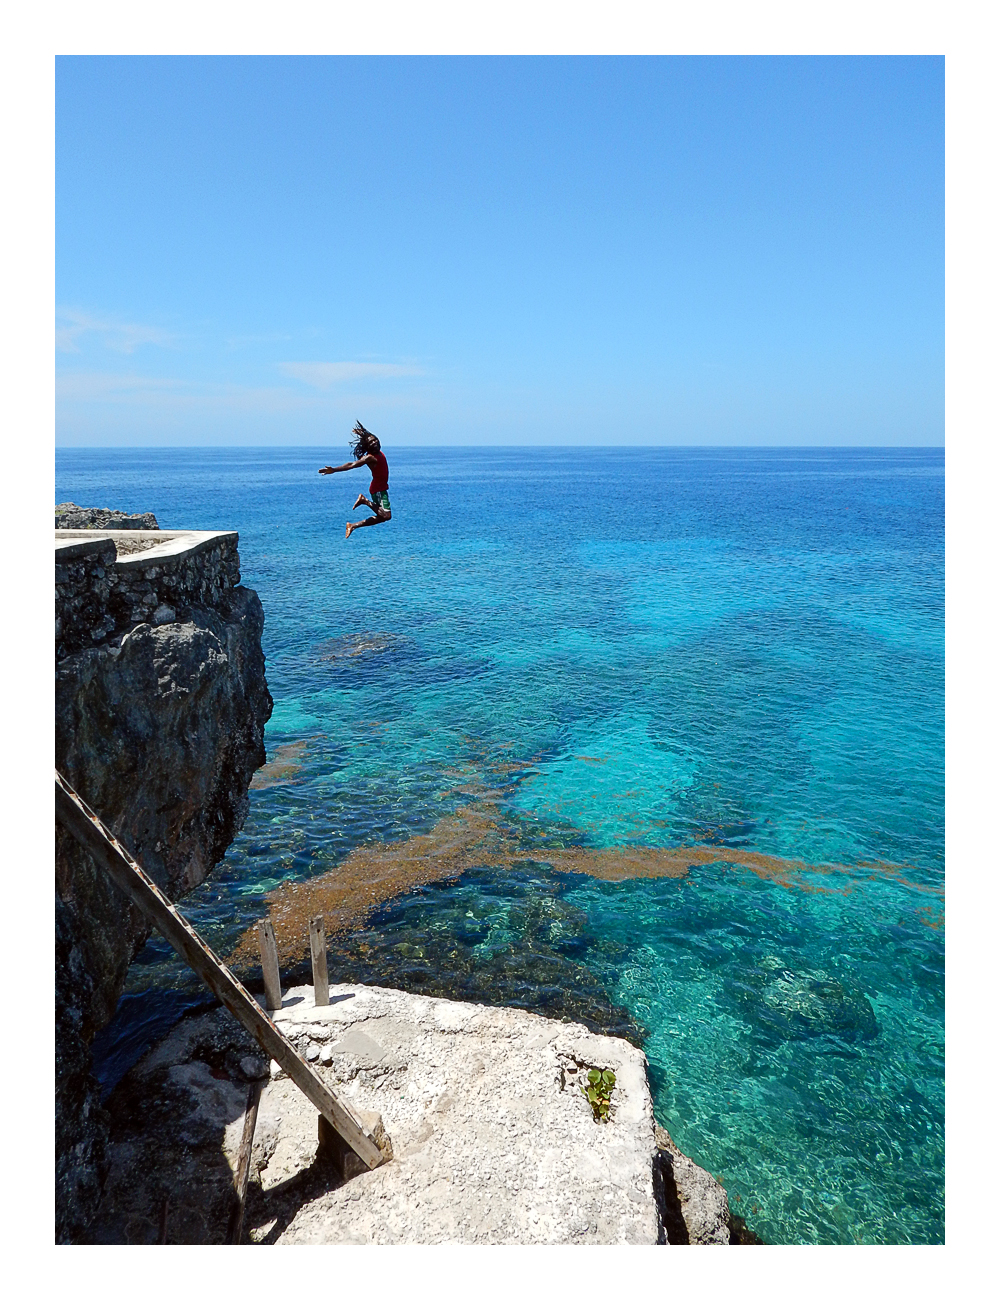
[346,510,391,539]
[352,493,375,512]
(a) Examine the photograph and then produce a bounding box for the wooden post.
[227,1079,263,1244]
[318,1109,393,1183]
[55,769,387,1172]
[309,914,329,1007]
[257,918,282,1012]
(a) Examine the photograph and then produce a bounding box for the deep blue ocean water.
[57,446,944,1245]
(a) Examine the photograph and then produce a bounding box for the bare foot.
[345,522,353,539]
[352,493,367,511]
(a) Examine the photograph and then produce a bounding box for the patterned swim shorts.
[370,489,391,513]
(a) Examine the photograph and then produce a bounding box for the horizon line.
[55,443,945,452]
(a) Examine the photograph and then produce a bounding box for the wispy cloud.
[55,307,175,354]
[55,370,432,419]
[279,361,424,389]
[55,372,187,400]
[56,371,301,413]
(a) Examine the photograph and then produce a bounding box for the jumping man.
[319,421,392,539]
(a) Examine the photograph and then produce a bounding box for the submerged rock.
[728,955,878,1042]
[233,866,649,1051]
[315,631,408,660]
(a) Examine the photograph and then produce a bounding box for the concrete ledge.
[55,528,243,658]
[55,530,238,567]
[53,535,118,563]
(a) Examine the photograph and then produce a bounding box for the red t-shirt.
[370,451,389,494]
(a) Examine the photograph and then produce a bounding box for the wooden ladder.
[55,769,387,1172]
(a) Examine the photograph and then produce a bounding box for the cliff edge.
[55,523,273,1242]
[84,983,744,1245]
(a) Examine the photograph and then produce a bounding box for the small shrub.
[583,1067,616,1122]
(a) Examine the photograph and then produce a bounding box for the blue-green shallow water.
[58,446,944,1244]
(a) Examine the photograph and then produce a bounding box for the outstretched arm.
[319,455,374,475]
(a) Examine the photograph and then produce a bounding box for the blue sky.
[55,56,943,447]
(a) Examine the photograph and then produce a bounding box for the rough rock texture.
[55,532,272,1243]
[83,977,759,1242]
[81,1007,264,1244]
[654,1124,731,1244]
[264,985,663,1244]
[84,985,664,1244]
[56,531,242,659]
[56,502,160,530]
[82,985,764,1245]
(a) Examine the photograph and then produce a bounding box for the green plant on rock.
[582,1067,616,1122]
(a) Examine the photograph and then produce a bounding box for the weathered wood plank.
[309,914,329,1007]
[258,918,282,1012]
[54,769,384,1170]
[228,1079,263,1244]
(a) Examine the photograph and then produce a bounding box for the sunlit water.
[57,446,944,1244]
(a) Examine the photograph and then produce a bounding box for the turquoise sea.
[57,446,944,1245]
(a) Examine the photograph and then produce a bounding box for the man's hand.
[319,466,335,474]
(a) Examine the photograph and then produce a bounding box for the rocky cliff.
[56,502,160,530]
[55,523,272,1243]
[81,984,753,1245]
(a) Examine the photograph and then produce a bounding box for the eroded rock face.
[86,984,761,1246]
[55,580,272,1242]
[654,1124,731,1244]
[56,502,160,530]
[85,986,663,1245]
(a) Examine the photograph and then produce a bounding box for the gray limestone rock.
[240,1055,270,1081]
[86,986,675,1245]
[82,965,758,1247]
[261,984,661,1244]
[56,502,160,530]
[55,578,272,1242]
[654,1124,731,1244]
